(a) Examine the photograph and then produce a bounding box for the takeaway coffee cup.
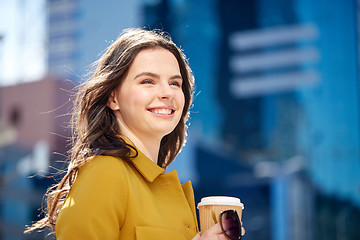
[197,196,244,233]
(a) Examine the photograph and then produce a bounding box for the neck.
[122,132,162,164]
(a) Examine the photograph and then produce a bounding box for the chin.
[158,128,176,138]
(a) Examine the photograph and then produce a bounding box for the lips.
[151,109,173,115]
[147,107,175,117]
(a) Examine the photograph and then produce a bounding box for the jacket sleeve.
[55,156,129,240]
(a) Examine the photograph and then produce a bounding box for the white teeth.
[152,109,172,115]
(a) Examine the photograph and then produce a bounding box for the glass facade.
[144,0,360,239]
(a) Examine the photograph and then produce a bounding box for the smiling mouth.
[148,108,175,115]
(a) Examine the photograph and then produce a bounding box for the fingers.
[241,221,245,236]
[197,222,245,240]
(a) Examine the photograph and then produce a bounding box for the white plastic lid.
[197,196,244,209]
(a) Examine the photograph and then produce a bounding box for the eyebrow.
[134,72,183,80]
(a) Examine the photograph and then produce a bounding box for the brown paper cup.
[197,196,244,233]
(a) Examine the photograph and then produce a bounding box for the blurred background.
[0,0,359,239]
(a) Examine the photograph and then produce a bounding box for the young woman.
[26,28,242,239]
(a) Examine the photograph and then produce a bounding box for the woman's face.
[108,47,185,141]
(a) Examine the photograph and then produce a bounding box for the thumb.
[192,232,201,240]
[205,223,223,235]
[200,223,225,239]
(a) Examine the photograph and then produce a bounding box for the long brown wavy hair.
[25,28,194,233]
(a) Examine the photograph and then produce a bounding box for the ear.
[107,90,120,110]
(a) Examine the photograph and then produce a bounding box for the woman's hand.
[192,222,245,240]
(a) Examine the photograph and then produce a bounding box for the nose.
[158,83,174,100]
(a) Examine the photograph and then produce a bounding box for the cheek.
[132,91,152,107]
[120,88,149,108]
[177,91,185,107]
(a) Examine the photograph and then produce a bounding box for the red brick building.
[0,77,74,153]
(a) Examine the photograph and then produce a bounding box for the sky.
[0,0,46,86]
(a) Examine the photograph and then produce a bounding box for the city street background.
[0,0,359,239]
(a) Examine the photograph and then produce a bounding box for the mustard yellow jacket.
[55,147,199,240]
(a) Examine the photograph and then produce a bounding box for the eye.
[170,81,182,88]
[140,79,155,85]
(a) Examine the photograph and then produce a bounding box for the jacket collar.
[123,137,165,182]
